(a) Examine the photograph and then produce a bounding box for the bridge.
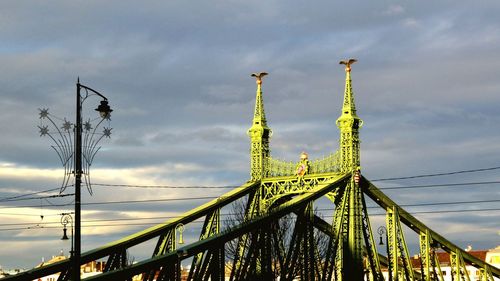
[4,60,499,280]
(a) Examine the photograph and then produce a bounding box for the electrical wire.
[0,199,498,229]
[1,179,500,209]
[0,164,499,212]
[93,165,500,187]
[0,193,74,202]
[371,165,500,181]
[0,196,220,209]
[379,181,500,190]
[0,207,498,232]
[1,163,499,204]
[93,183,238,189]
[366,199,500,209]
[83,196,218,206]
[1,180,496,205]
[0,186,72,202]
[1,164,499,201]
[94,180,500,191]
[0,212,64,217]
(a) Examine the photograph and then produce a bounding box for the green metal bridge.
[4,60,499,280]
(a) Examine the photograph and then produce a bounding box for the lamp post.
[176,223,185,245]
[61,213,74,258]
[38,79,112,281]
[73,80,112,281]
[378,226,392,281]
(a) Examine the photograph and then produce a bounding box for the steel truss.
[6,174,499,281]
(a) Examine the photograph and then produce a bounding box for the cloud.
[384,4,405,16]
[402,17,419,28]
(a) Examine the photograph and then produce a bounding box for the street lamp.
[61,213,74,258]
[377,226,392,281]
[176,223,185,245]
[74,79,112,281]
[378,226,386,246]
[38,79,112,281]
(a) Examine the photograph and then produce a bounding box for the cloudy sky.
[0,0,499,270]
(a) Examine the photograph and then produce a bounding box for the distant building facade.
[401,246,500,281]
[33,253,106,281]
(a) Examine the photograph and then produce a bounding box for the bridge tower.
[247,72,272,181]
[336,59,365,280]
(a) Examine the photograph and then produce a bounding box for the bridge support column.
[386,207,415,281]
[419,229,432,281]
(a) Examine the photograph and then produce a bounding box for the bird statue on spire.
[251,72,268,84]
[339,58,357,72]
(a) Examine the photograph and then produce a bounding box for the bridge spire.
[336,58,363,172]
[250,72,268,127]
[248,72,271,181]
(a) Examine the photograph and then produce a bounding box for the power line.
[0,186,71,202]
[2,180,500,210]
[1,164,499,209]
[1,164,499,203]
[0,212,63,217]
[369,208,500,216]
[0,208,498,232]
[371,165,500,182]
[83,196,218,206]
[0,217,206,227]
[1,180,496,206]
[95,165,500,186]
[0,196,220,209]
[379,181,500,190]
[0,220,212,232]
[0,193,74,202]
[1,199,498,228]
[88,180,500,192]
[0,202,72,209]
[367,199,500,209]
[93,183,238,189]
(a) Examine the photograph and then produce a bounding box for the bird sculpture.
[339,59,357,72]
[251,72,268,84]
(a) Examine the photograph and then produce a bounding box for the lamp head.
[95,100,113,119]
[61,227,69,240]
[176,223,185,244]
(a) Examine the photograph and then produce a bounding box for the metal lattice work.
[267,157,296,177]
[267,152,341,178]
[309,152,341,174]
[7,62,500,281]
[260,173,342,209]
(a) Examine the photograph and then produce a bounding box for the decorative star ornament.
[38,125,49,136]
[39,108,49,119]
[62,119,72,132]
[84,120,93,131]
[103,127,112,138]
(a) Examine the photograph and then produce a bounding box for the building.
[405,246,500,281]
[33,252,105,281]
